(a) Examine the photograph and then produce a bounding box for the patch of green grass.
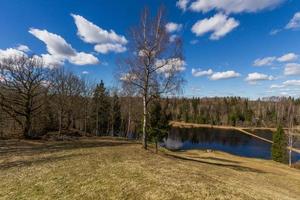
[0,137,299,200]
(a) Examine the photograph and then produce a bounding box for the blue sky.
[0,0,300,99]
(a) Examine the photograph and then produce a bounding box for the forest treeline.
[0,56,299,139]
[167,96,300,128]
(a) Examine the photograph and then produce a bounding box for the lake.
[163,127,300,163]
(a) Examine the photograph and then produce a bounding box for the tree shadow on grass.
[187,156,241,164]
[0,152,91,170]
[165,153,266,174]
[0,138,137,157]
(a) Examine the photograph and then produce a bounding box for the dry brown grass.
[0,137,299,200]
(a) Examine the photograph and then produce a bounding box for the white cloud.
[29,28,99,66]
[176,0,190,11]
[245,72,274,84]
[253,56,276,66]
[71,14,127,54]
[269,29,281,35]
[16,45,30,52]
[29,28,76,57]
[270,84,285,89]
[277,53,298,62]
[38,54,64,67]
[94,43,126,54]
[191,13,239,40]
[283,80,300,86]
[284,63,300,76]
[210,70,240,80]
[71,14,127,45]
[191,68,213,77]
[165,22,182,33]
[169,34,179,42]
[271,80,300,89]
[120,73,138,82]
[286,12,300,30]
[69,52,99,66]
[82,71,89,74]
[0,48,27,61]
[190,0,285,14]
[156,58,186,76]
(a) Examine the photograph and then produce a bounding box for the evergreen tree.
[93,80,110,136]
[110,93,122,136]
[272,125,288,163]
[148,100,170,153]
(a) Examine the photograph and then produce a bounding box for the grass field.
[0,137,300,200]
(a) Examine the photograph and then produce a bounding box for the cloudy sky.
[0,0,300,99]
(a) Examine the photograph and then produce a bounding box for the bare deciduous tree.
[49,67,84,134]
[119,7,185,149]
[0,56,49,138]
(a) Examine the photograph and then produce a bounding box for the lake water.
[163,127,300,163]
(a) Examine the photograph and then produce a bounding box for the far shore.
[170,121,300,154]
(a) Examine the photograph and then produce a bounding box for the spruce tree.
[272,125,288,163]
[148,100,170,153]
[93,80,110,136]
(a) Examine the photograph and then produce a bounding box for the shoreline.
[171,121,300,154]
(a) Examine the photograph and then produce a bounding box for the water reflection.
[163,127,300,163]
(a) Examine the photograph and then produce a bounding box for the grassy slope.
[0,137,299,200]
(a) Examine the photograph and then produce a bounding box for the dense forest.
[0,57,299,140]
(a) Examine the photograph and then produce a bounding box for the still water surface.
[163,127,300,163]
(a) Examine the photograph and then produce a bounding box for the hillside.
[0,137,300,200]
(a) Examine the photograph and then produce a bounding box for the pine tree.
[93,80,110,136]
[272,125,288,163]
[148,100,170,153]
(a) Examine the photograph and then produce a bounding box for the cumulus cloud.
[94,43,126,54]
[165,22,182,33]
[16,45,30,52]
[189,0,285,14]
[29,28,99,66]
[0,47,27,61]
[71,14,127,54]
[245,72,274,84]
[120,73,138,82]
[253,56,276,66]
[176,0,190,11]
[285,12,300,30]
[210,70,240,80]
[191,13,239,40]
[191,68,213,77]
[156,58,186,75]
[254,53,298,67]
[271,80,300,89]
[277,53,298,62]
[283,80,300,86]
[284,63,300,76]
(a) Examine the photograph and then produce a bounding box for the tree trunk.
[289,135,292,167]
[155,140,158,154]
[142,95,147,149]
[24,116,32,138]
[126,109,131,138]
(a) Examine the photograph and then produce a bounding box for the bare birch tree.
[119,7,185,149]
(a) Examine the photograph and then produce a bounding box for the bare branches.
[117,7,185,149]
[0,56,49,137]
